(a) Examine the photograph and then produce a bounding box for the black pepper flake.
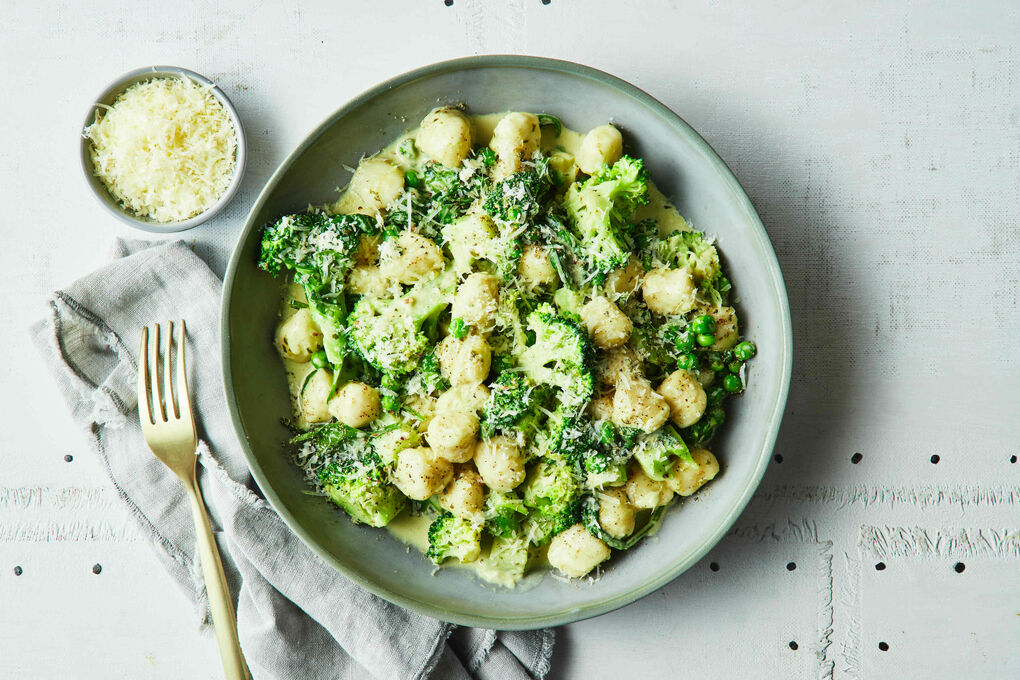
[878,641,889,651]
[92,564,102,575]
[788,641,798,650]
[786,562,796,571]
[1010,455,1017,464]
[709,562,720,572]
[851,452,863,464]
[773,453,783,464]
[954,562,966,573]
[930,454,940,464]
[13,566,23,576]
[875,562,886,571]
[64,454,73,463]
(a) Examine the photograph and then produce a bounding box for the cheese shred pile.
[84,76,237,223]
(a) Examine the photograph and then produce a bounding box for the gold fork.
[138,320,251,680]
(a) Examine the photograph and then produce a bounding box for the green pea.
[728,360,743,374]
[708,354,726,372]
[723,374,743,392]
[404,170,420,188]
[697,333,716,347]
[676,353,698,371]
[673,331,695,352]
[450,318,469,340]
[690,314,716,335]
[707,386,726,406]
[733,341,757,361]
[310,350,329,369]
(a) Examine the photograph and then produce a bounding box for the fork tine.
[164,320,179,420]
[150,323,167,422]
[138,326,152,425]
[176,319,193,421]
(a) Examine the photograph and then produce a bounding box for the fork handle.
[185,478,252,680]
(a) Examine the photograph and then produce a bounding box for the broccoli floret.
[523,458,581,518]
[522,501,580,547]
[347,268,456,375]
[481,372,550,438]
[421,161,486,225]
[632,424,694,481]
[318,455,405,528]
[542,413,628,489]
[426,512,483,564]
[483,159,554,226]
[650,229,732,306]
[580,494,670,551]
[484,490,528,538]
[563,156,649,283]
[259,212,377,363]
[290,423,404,527]
[489,290,530,358]
[384,161,486,240]
[406,348,448,398]
[440,213,521,281]
[485,533,531,585]
[518,303,595,411]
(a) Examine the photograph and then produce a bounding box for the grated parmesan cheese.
[84,76,237,223]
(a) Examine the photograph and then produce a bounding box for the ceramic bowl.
[221,55,792,629]
[80,66,246,233]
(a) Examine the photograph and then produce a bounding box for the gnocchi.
[275,308,322,362]
[489,111,541,179]
[656,369,708,428]
[547,524,611,578]
[335,157,404,216]
[327,382,381,428]
[473,436,526,491]
[416,107,473,168]
[393,447,453,501]
[436,334,492,386]
[577,124,623,175]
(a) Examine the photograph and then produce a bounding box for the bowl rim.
[79,65,247,233]
[221,54,793,630]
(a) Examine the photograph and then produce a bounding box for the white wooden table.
[3,2,1019,678]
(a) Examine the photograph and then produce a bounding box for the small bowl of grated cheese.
[81,66,246,232]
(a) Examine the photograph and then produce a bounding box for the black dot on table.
[13,566,23,576]
[1010,455,1017,464]
[773,453,784,464]
[930,454,940,464]
[851,452,863,464]
[709,562,720,572]
[954,562,966,573]
[878,641,889,651]
[92,564,102,575]
[64,454,73,463]
[875,562,886,571]
[786,561,796,571]
[788,641,798,650]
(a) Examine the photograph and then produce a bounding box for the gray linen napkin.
[31,239,554,680]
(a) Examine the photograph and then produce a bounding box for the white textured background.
[2,1,1019,678]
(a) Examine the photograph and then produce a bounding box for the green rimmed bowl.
[221,55,792,629]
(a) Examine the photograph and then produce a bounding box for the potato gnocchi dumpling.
[275,308,323,362]
[261,107,757,586]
